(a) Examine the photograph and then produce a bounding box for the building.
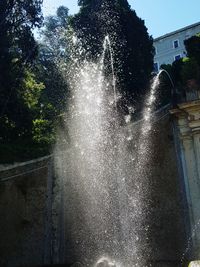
[153,22,200,72]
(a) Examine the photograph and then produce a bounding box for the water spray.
[101,35,117,108]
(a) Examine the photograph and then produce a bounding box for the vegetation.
[0,1,70,162]
[0,0,155,163]
[184,33,200,65]
[37,6,70,114]
[161,33,200,102]
[0,0,45,162]
[71,0,154,111]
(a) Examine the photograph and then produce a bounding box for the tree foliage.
[184,33,200,65]
[180,57,200,84]
[0,0,43,121]
[0,0,45,162]
[38,6,70,115]
[71,0,154,110]
[40,6,69,60]
[34,47,69,116]
[160,33,200,104]
[0,0,43,63]
[0,0,155,161]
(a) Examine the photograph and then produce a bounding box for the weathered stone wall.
[0,156,52,267]
[0,111,188,267]
[149,117,186,265]
[56,108,187,267]
[127,112,187,266]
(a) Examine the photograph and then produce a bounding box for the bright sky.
[42,0,200,38]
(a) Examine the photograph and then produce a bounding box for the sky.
[42,0,200,38]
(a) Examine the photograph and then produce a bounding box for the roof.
[154,21,200,42]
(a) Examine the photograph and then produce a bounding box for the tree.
[0,0,43,63]
[0,0,43,120]
[0,0,44,162]
[180,57,200,85]
[184,33,200,65]
[160,34,200,105]
[38,6,70,115]
[71,0,154,111]
[34,45,69,116]
[40,6,69,60]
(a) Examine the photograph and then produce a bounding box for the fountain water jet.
[101,35,117,108]
[54,36,172,267]
[95,256,120,267]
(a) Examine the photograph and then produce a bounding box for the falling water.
[137,73,160,160]
[180,218,200,265]
[54,36,162,267]
[102,35,117,107]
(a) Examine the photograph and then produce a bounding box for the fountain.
[94,256,119,267]
[189,262,200,267]
[54,34,183,267]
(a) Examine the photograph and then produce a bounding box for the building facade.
[153,22,200,72]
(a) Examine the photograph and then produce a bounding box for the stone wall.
[148,118,186,264]
[55,107,188,267]
[0,110,188,267]
[127,111,187,266]
[0,156,53,267]
[133,112,188,266]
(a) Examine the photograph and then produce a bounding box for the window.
[154,62,159,72]
[173,39,179,48]
[174,54,181,61]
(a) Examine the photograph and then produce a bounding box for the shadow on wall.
[0,156,52,267]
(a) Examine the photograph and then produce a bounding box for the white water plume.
[102,35,117,107]
[54,36,162,267]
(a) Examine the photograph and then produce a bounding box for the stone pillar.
[170,100,200,258]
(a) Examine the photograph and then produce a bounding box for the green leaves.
[181,57,200,85]
[161,33,200,105]
[71,0,154,109]
[32,118,55,145]
[0,0,49,162]
[21,69,45,110]
[184,34,200,65]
